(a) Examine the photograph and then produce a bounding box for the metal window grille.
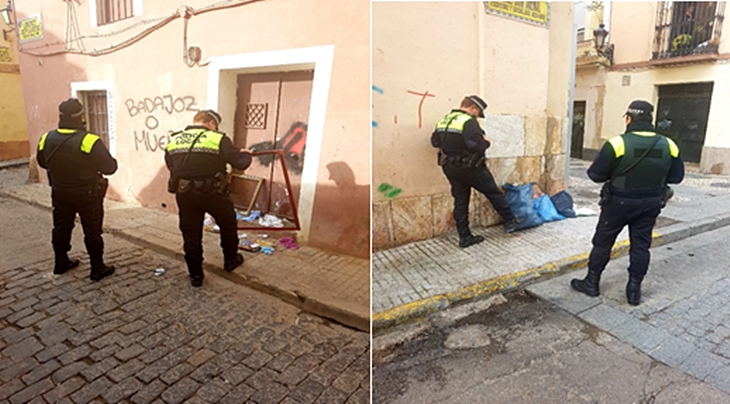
[96,0,134,26]
[83,91,110,147]
[653,1,725,59]
[245,103,268,129]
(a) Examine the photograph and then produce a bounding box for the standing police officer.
[37,98,117,281]
[571,100,685,305]
[165,110,252,287]
[431,95,520,248]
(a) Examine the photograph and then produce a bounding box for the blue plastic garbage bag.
[550,190,577,218]
[534,194,565,222]
[503,182,544,229]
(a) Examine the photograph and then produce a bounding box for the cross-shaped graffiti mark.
[407,90,435,129]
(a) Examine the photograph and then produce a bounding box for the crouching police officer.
[571,100,685,305]
[431,95,520,248]
[37,98,117,281]
[165,110,252,287]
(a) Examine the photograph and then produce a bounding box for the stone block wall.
[373,114,568,251]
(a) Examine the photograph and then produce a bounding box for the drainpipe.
[565,5,578,187]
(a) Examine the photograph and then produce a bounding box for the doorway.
[655,82,713,163]
[571,101,586,159]
[231,71,314,222]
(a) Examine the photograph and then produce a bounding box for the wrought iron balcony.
[653,1,725,60]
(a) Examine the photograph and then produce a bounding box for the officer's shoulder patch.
[607,135,625,157]
[81,133,100,154]
[665,137,680,158]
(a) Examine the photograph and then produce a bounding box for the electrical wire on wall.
[182,5,209,68]
[18,0,265,63]
[64,0,85,52]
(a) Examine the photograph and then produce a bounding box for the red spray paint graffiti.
[249,121,307,174]
[406,90,435,128]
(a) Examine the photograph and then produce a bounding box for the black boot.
[504,218,520,234]
[190,275,204,287]
[224,253,244,272]
[90,265,115,281]
[54,259,80,275]
[626,278,642,306]
[459,235,484,248]
[570,270,601,297]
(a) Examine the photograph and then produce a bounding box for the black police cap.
[58,98,85,118]
[467,95,488,118]
[624,100,653,117]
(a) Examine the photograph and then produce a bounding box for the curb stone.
[372,213,730,335]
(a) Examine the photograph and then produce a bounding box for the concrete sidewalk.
[0,180,370,332]
[372,159,730,334]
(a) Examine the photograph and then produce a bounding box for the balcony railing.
[653,1,725,60]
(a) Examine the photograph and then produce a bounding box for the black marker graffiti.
[124,95,199,117]
[134,130,172,153]
[125,94,199,153]
[249,121,307,174]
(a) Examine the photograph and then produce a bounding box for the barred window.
[96,0,134,26]
[80,91,110,147]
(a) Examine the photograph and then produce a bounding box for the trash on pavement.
[260,246,275,255]
[240,210,261,222]
[204,214,219,233]
[503,182,544,230]
[550,190,577,218]
[239,240,261,252]
[534,194,565,222]
[259,214,284,228]
[256,239,275,248]
[575,207,598,216]
[279,236,299,250]
[154,268,165,276]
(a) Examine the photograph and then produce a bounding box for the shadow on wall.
[134,165,178,213]
[308,161,370,259]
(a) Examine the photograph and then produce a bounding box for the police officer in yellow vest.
[37,98,117,281]
[571,100,685,305]
[431,95,520,248]
[165,110,252,287]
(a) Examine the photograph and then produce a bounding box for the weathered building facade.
[0,4,29,162]
[574,1,730,175]
[372,1,575,250]
[11,0,370,258]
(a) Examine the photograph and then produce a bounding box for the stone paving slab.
[527,225,730,394]
[0,183,369,332]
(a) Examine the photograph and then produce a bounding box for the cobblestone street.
[0,186,370,404]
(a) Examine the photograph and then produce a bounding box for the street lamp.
[1,0,14,41]
[593,23,614,65]
[1,1,11,25]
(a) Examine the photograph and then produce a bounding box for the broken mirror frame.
[229,149,301,231]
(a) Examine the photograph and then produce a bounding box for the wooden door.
[231,70,314,222]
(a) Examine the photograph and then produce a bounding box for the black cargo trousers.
[588,194,663,281]
[443,164,516,240]
[175,188,238,279]
[51,187,105,270]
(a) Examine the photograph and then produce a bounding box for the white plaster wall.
[373,1,573,201]
[372,2,481,200]
[609,1,657,64]
[602,63,730,149]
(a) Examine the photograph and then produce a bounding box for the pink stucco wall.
[15,0,370,258]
